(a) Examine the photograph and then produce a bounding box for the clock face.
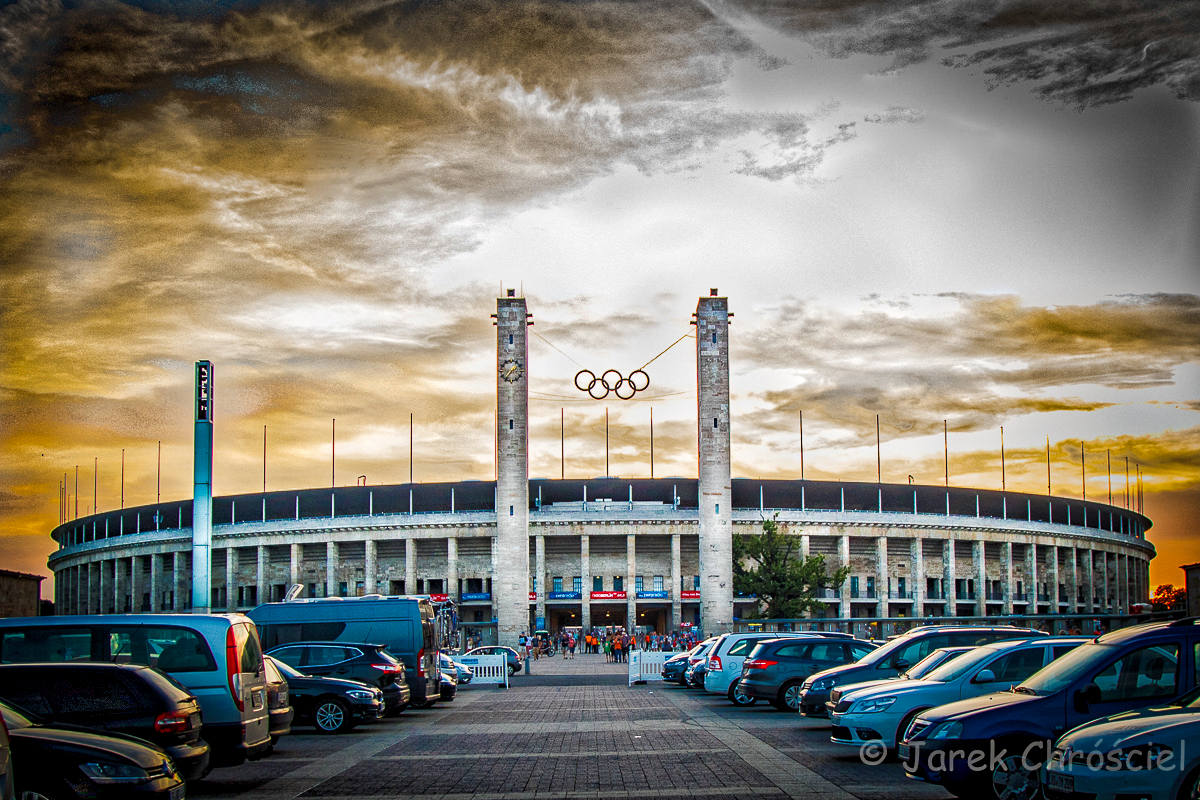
[500,358,523,383]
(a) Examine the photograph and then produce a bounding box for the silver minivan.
[0,613,272,769]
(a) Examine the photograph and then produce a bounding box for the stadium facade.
[47,291,1155,646]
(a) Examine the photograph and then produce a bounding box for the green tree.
[732,515,850,619]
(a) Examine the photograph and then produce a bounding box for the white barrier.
[628,650,668,685]
[456,654,509,687]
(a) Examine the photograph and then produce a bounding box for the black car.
[0,662,210,782]
[266,642,410,714]
[261,654,295,743]
[0,701,12,800]
[0,699,187,800]
[266,656,384,734]
[439,669,457,702]
[737,637,879,710]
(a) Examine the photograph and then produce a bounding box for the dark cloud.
[727,0,1200,107]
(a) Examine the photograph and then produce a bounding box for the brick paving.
[193,658,954,800]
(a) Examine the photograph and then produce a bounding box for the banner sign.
[429,594,449,603]
[195,361,213,422]
[461,592,491,601]
[590,591,627,600]
[637,591,668,599]
[529,591,537,602]
[548,591,581,600]
[681,590,700,599]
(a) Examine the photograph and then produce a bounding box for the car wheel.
[314,698,353,734]
[727,682,758,706]
[774,681,804,712]
[1176,764,1200,800]
[895,709,924,751]
[988,744,1043,800]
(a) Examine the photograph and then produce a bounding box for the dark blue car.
[899,618,1200,800]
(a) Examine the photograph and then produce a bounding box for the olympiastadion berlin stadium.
[47,290,1155,647]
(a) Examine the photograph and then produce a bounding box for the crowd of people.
[512,629,703,663]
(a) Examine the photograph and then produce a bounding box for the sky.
[1,0,1198,597]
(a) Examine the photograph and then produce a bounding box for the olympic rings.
[574,369,650,400]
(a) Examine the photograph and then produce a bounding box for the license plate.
[1046,772,1073,793]
[251,690,264,711]
[169,784,187,800]
[898,743,911,760]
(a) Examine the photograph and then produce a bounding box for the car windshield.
[904,649,966,679]
[1015,642,1116,695]
[1173,685,1200,708]
[0,701,36,730]
[268,656,305,680]
[924,647,1002,683]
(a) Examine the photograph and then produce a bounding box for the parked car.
[439,668,458,702]
[900,619,1200,800]
[707,632,865,705]
[676,639,717,686]
[0,700,12,800]
[826,646,976,708]
[1045,684,1200,800]
[261,654,294,743]
[441,653,472,684]
[464,646,522,676]
[685,657,709,688]
[797,625,1048,717]
[0,613,272,768]
[250,596,440,708]
[661,649,694,684]
[265,642,410,713]
[830,637,1088,750]
[265,656,384,734]
[737,636,879,710]
[0,662,211,782]
[0,698,187,799]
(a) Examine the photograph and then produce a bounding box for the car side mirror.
[973,669,995,684]
[1074,682,1101,712]
[893,659,910,670]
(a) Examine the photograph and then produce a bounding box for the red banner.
[589,591,627,600]
[429,594,449,603]
[681,590,700,599]
[529,592,537,602]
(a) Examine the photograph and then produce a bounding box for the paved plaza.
[192,653,952,800]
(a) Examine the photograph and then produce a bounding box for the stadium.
[46,291,1155,646]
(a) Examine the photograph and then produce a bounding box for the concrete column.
[113,557,125,614]
[695,289,733,635]
[98,559,110,614]
[1048,544,1060,610]
[226,547,237,611]
[839,535,851,619]
[73,566,81,614]
[1068,547,1079,611]
[627,533,637,631]
[129,556,142,613]
[974,540,986,616]
[495,291,531,647]
[671,533,682,629]
[1028,542,1039,609]
[1084,549,1095,612]
[256,546,267,607]
[405,538,416,597]
[365,540,377,595]
[1119,554,1128,613]
[875,536,887,617]
[151,554,163,612]
[535,534,546,628]
[581,534,591,631]
[326,541,338,598]
[944,540,956,615]
[289,543,301,592]
[173,551,188,610]
[1003,542,1014,615]
[446,537,457,601]
[1100,550,1109,611]
[913,535,925,615]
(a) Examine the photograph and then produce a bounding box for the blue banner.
[548,591,581,600]
[461,592,491,601]
[637,591,669,599]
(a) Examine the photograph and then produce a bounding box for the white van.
[0,614,273,769]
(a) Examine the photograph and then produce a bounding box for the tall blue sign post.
[192,361,214,614]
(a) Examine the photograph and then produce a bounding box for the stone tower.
[495,291,531,646]
[695,289,733,635]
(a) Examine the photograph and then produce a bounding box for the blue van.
[249,596,440,707]
[0,613,272,769]
[899,618,1200,800]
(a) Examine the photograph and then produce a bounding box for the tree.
[732,514,850,619]
[1151,584,1187,611]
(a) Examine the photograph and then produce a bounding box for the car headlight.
[928,721,963,740]
[347,690,376,700]
[79,762,152,785]
[853,696,897,714]
[1101,744,1174,771]
[812,678,835,691]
